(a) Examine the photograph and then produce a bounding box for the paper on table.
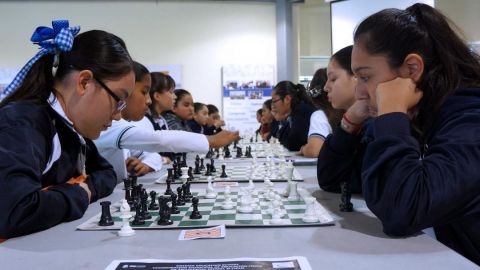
[178,225,226,240]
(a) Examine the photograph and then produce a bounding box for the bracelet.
[341,115,362,135]
[342,113,362,127]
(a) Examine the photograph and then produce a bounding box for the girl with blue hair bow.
[0,20,135,238]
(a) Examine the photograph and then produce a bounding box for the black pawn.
[220,164,228,178]
[339,181,353,212]
[176,186,185,206]
[148,190,159,210]
[210,159,216,172]
[165,178,174,195]
[98,201,114,226]
[170,193,180,214]
[204,163,212,176]
[131,201,145,225]
[189,197,202,219]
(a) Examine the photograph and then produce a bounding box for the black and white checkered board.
[77,188,334,231]
[156,165,303,184]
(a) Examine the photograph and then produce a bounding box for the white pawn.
[222,186,234,210]
[302,197,320,223]
[118,199,135,237]
[205,176,217,199]
[238,189,253,213]
[269,198,284,225]
[218,148,224,160]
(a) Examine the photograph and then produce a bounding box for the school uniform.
[94,116,209,182]
[204,125,222,135]
[163,111,192,132]
[307,110,332,140]
[187,119,204,134]
[0,97,116,238]
[277,101,316,151]
[319,87,480,265]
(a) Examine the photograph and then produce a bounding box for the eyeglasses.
[271,98,282,104]
[93,76,127,112]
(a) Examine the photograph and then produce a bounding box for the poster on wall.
[147,65,183,88]
[221,64,275,135]
[0,68,20,96]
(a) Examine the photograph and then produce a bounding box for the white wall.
[0,1,276,108]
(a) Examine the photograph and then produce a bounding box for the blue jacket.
[277,101,316,151]
[0,101,117,238]
[319,88,480,265]
[187,119,204,134]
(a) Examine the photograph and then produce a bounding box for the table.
[0,165,477,269]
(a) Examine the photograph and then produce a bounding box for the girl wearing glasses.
[0,21,134,238]
[95,62,241,182]
[271,81,316,151]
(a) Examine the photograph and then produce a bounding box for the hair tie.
[307,87,322,98]
[2,20,80,98]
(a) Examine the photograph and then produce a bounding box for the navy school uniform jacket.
[0,101,117,238]
[187,119,204,134]
[277,101,316,151]
[319,88,480,265]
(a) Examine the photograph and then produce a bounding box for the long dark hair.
[273,81,313,110]
[149,72,176,116]
[331,45,353,76]
[308,68,343,128]
[1,30,133,107]
[354,3,480,131]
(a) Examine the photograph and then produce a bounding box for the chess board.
[156,164,303,184]
[77,188,334,231]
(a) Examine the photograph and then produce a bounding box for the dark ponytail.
[354,3,480,131]
[273,80,313,110]
[133,61,149,83]
[1,30,133,107]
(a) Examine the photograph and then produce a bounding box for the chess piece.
[339,181,353,212]
[157,196,173,225]
[180,167,189,184]
[224,145,231,158]
[148,190,159,210]
[205,176,217,199]
[221,186,234,210]
[204,163,212,176]
[167,168,174,183]
[176,186,185,206]
[189,197,202,219]
[123,178,133,207]
[210,159,216,172]
[200,158,205,171]
[170,193,180,214]
[98,201,114,226]
[236,146,243,158]
[118,199,135,236]
[164,178,174,195]
[140,189,152,220]
[182,184,191,202]
[302,197,319,223]
[131,201,145,225]
[220,164,228,178]
[282,164,295,197]
[194,160,201,174]
[287,181,300,201]
[238,189,253,213]
[188,167,194,181]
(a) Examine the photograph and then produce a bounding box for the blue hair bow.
[2,20,80,98]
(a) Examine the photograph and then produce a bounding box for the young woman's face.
[172,94,194,121]
[194,105,209,126]
[75,70,135,139]
[324,59,356,110]
[271,90,291,121]
[351,42,400,116]
[122,74,152,121]
[261,104,274,124]
[256,112,262,123]
[153,87,176,114]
